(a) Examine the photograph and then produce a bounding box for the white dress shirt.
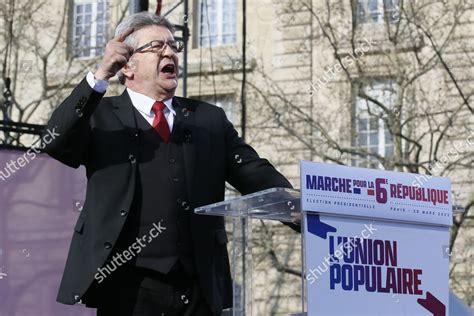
[86,71,175,131]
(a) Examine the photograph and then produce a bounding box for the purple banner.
[0,149,93,316]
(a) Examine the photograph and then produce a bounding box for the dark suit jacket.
[43,77,297,314]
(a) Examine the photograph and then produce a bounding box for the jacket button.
[128,154,136,163]
[104,242,112,249]
[176,198,182,204]
[120,209,128,216]
[169,158,175,164]
[172,177,180,182]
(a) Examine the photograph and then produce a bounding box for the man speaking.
[44,12,298,316]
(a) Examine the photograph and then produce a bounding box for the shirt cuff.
[86,71,109,93]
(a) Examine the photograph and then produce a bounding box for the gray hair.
[115,12,175,84]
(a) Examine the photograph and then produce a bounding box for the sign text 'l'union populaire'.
[301,161,451,316]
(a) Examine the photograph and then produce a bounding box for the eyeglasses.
[134,39,184,54]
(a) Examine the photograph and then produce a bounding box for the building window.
[356,0,399,24]
[192,94,235,122]
[198,0,237,47]
[72,0,108,58]
[352,80,397,168]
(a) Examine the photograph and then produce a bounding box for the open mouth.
[161,63,176,74]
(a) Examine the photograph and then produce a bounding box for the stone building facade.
[2,0,472,313]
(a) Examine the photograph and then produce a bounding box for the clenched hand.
[94,28,135,81]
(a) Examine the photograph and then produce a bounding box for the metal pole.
[240,0,246,141]
[241,1,248,314]
[129,0,148,14]
[182,0,189,97]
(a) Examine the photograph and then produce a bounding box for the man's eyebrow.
[150,38,176,42]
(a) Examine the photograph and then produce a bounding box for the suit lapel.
[172,97,196,202]
[111,90,137,131]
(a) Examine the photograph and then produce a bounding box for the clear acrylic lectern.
[195,187,303,316]
[195,184,465,316]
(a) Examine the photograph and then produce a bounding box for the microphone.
[183,129,192,144]
[169,121,192,144]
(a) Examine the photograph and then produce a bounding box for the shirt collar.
[126,88,176,117]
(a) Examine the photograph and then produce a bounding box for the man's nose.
[161,43,176,58]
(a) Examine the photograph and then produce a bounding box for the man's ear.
[121,59,137,81]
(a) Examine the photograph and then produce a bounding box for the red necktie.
[151,101,170,142]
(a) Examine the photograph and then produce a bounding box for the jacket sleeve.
[41,76,105,168]
[221,109,301,233]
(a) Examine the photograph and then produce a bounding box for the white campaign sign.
[301,161,451,316]
[300,160,452,226]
